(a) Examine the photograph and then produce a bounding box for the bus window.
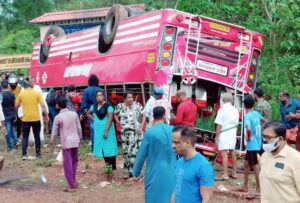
[143,83,154,104]
[106,84,124,106]
[125,84,144,106]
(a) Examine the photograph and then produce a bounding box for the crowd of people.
[214,89,300,202]
[0,72,300,202]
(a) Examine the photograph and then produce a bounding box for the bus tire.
[103,4,128,45]
[41,26,65,57]
[126,7,144,17]
[98,29,112,53]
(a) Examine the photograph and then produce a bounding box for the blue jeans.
[5,118,18,151]
[48,106,58,130]
[88,118,94,153]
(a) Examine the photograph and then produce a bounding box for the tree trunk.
[163,0,168,9]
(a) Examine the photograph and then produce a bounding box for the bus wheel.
[103,4,128,45]
[98,29,112,54]
[41,26,65,57]
[126,7,144,17]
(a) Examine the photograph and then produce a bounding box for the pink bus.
[30,4,264,155]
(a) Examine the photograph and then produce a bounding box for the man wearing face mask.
[279,91,300,145]
[260,121,300,203]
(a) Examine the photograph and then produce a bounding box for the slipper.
[63,188,76,193]
[127,177,134,182]
[123,175,130,180]
[246,194,256,200]
[229,174,238,179]
[215,177,229,181]
[253,192,261,197]
[232,188,248,192]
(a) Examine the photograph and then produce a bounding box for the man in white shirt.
[0,101,7,171]
[215,92,239,180]
[140,87,172,131]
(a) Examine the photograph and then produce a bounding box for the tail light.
[166,27,175,35]
[161,59,170,66]
[158,26,177,69]
[247,50,260,88]
[163,43,172,50]
[176,14,184,22]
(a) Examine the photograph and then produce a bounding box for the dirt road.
[0,137,259,203]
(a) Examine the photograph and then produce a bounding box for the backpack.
[46,90,57,106]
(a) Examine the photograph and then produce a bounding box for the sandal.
[215,177,229,181]
[229,174,238,179]
[232,188,248,192]
[127,177,134,182]
[246,194,256,200]
[63,188,76,193]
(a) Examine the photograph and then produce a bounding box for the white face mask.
[263,137,280,153]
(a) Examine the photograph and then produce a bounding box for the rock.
[40,175,47,184]
[99,181,110,188]
[217,185,229,192]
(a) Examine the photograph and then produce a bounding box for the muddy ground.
[0,135,260,203]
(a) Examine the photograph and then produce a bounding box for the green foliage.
[0,29,37,54]
[176,0,300,120]
[52,0,145,10]
[36,158,55,167]
[103,164,113,174]
[79,142,91,157]
[0,0,53,54]
[15,68,29,77]
[0,0,299,120]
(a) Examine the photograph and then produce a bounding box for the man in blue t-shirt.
[172,126,214,203]
[241,95,266,198]
[1,80,18,152]
[279,90,300,144]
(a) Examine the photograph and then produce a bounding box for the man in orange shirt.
[15,78,49,160]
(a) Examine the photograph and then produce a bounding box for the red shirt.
[171,99,198,128]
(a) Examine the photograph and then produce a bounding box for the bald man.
[170,90,198,128]
[215,92,239,180]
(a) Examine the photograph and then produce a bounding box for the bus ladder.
[181,15,202,85]
[233,31,253,153]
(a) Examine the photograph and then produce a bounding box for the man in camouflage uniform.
[254,88,271,122]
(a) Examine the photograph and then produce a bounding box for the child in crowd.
[240,95,266,199]
[51,97,82,192]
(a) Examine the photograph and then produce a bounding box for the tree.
[0,29,36,54]
[0,0,299,119]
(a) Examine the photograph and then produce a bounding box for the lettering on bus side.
[209,22,230,33]
[64,63,93,78]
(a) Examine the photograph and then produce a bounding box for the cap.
[154,87,165,95]
[8,74,18,84]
